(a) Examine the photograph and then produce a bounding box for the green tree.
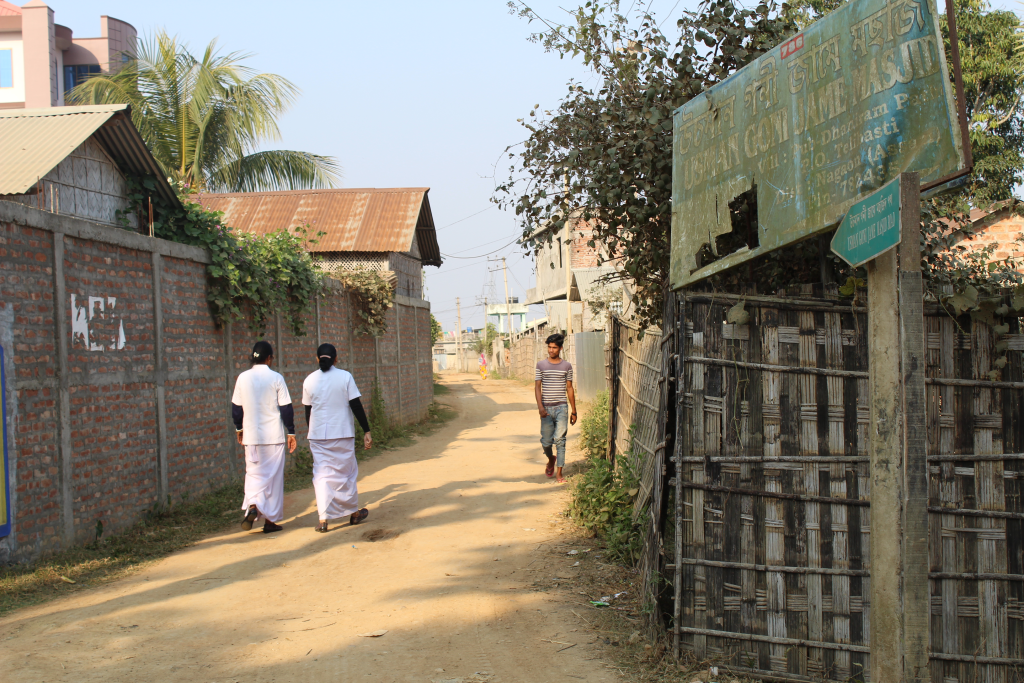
[497,0,1024,327]
[944,0,1024,207]
[430,314,442,344]
[473,323,499,354]
[495,0,798,328]
[69,31,340,193]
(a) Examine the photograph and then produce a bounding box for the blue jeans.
[540,403,569,467]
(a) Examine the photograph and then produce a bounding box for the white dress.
[232,365,292,523]
[302,367,363,520]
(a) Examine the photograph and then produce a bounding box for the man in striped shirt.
[535,333,577,483]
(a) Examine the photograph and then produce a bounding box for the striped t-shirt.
[535,359,574,405]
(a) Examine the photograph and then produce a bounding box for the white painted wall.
[0,33,26,105]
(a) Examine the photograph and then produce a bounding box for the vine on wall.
[330,269,395,337]
[120,174,325,335]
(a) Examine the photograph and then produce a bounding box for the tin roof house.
[0,104,177,228]
[199,188,441,301]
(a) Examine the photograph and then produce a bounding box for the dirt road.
[1,376,617,683]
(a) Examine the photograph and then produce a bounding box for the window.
[63,64,101,96]
[0,49,12,89]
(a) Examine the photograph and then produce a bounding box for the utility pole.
[502,257,512,337]
[564,174,573,338]
[565,220,573,337]
[456,297,462,374]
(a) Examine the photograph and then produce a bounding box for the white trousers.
[241,443,287,523]
[309,437,359,520]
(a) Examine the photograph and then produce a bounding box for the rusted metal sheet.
[670,0,965,289]
[200,188,441,265]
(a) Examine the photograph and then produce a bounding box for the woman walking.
[231,341,296,534]
[302,343,372,533]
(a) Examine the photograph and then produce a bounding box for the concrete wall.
[0,199,433,564]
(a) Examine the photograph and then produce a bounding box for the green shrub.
[577,389,609,460]
[569,402,642,565]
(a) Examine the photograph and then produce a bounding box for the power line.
[441,235,521,260]
[436,206,495,231]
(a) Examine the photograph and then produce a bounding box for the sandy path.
[1,376,614,683]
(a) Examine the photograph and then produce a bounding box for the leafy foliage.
[578,389,610,460]
[430,314,442,344]
[500,0,1024,327]
[496,0,799,328]
[944,0,1024,207]
[473,322,500,353]
[123,174,325,335]
[330,269,396,338]
[569,398,641,564]
[69,30,340,192]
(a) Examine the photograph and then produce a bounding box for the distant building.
[199,188,442,301]
[524,215,625,332]
[0,104,177,229]
[485,298,528,333]
[0,1,136,110]
[945,201,1024,262]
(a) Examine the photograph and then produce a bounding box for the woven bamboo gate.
[923,303,1024,682]
[660,289,1024,683]
[605,313,670,628]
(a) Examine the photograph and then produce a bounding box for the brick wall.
[0,200,434,564]
[958,210,1024,261]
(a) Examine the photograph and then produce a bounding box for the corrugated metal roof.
[0,105,178,205]
[199,188,442,266]
[570,266,619,301]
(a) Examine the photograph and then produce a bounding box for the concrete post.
[151,252,168,504]
[898,173,930,682]
[866,172,928,683]
[51,234,74,543]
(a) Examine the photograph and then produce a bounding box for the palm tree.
[69,31,340,193]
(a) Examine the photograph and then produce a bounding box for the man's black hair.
[545,333,564,348]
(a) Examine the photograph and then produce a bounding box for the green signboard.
[830,176,901,266]
[670,0,965,289]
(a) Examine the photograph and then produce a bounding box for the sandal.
[545,459,555,477]
[314,521,329,533]
[241,505,258,531]
[350,508,369,525]
[263,520,283,534]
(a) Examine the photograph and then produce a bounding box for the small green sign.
[830,177,901,267]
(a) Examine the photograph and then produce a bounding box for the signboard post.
[830,176,901,267]
[861,172,928,683]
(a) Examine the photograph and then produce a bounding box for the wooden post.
[866,172,928,683]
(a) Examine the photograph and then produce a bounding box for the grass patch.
[0,481,244,618]
[1,398,457,619]
[433,382,450,395]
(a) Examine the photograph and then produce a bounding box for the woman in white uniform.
[303,343,372,533]
[231,341,296,534]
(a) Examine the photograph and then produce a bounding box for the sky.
[48,0,1019,333]
[47,0,629,333]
